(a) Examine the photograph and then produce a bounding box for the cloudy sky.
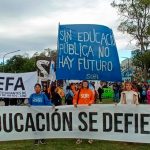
[0,0,135,62]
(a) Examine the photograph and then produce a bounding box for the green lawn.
[0,139,150,150]
[0,99,149,150]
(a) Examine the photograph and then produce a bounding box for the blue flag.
[56,24,122,81]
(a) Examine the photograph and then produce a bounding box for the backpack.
[65,91,73,105]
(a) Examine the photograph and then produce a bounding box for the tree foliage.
[132,50,150,69]
[111,0,150,80]
[1,49,57,73]
[3,55,36,73]
[111,0,150,51]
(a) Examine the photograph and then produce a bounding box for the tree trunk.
[141,41,147,81]
[143,64,148,81]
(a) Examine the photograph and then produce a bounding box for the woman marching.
[120,82,139,105]
[73,80,94,144]
[28,83,54,145]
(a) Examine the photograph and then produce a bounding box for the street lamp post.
[3,50,21,72]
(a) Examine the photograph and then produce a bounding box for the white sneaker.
[88,139,93,144]
[76,139,82,144]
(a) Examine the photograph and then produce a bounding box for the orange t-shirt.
[73,88,94,105]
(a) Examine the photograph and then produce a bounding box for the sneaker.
[76,139,82,144]
[34,140,39,146]
[88,139,93,144]
[40,139,46,145]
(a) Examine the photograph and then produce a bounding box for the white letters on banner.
[0,72,37,98]
[0,104,150,143]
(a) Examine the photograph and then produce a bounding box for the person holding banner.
[51,86,62,106]
[42,86,50,100]
[113,83,120,103]
[119,82,139,105]
[73,80,94,144]
[98,82,104,103]
[28,83,54,145]
[65,85,74,105]
[56,85,65,98]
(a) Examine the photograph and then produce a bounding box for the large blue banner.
[56,24,122,81]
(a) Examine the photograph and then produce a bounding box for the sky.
[0,0,136,62]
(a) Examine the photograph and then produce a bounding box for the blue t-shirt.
[28,93,53,106]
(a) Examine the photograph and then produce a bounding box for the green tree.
[132,50,150,80]
[111,0,150,80]
[1,49,57,73]
[4,55,36,73]
[0,62,3,72]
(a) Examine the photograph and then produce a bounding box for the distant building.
[121,58,133,82]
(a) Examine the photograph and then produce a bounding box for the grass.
[0,139,150,150]
[0,99,150,150]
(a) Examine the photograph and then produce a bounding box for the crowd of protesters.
[0,80,150,145]
[97,81,150,104]
[1,80,150,106]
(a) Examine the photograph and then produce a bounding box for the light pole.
[3,50,21,72]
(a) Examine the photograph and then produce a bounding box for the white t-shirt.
[120,90,139,104]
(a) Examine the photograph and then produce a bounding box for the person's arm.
[133,93,139,105]
[70,90,74,97]
[73,91,78,107]
[120,92,126,104]
[89,90,94,105]
[28,94,33,105]
[43,94,53,106]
